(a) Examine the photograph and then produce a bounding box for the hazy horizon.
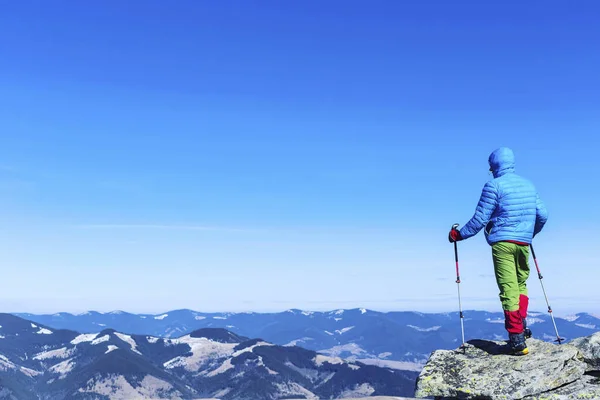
[8,301,598,319]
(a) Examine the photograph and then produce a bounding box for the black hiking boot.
[509,332,529,356]
[523,318,532,339]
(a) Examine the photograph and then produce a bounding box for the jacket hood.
[488,147,515,178]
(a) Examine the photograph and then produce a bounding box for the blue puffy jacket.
[459,147,548,245]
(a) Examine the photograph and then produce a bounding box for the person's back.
[459,147,547,245]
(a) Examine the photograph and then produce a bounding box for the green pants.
[492,242,530,311]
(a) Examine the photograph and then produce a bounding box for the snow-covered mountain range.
[0,313,417,399]
[16,308,600,366]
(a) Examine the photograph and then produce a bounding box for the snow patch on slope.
[115,332,142,354]
[0,354,39,376]
[34,347,74,360]
[213,388,231,398]
[71,333,99,345]
[313,354,344,367]
[284,361,320,381]
[203,341,276,376]
[335,326,354,334]
[528,312,543,317]
[106,345,119,354]
[205,358,234,377]
[50,359,75,379]
[163,336,237,372]
[274,382,318,399]
[232,341,274,357]
[154,314,168,320]
[266,366,279,375]
[576,323,597,329]
[92,335,110,345]
[0,354,17,371]
[407,324,441,332]
[526,317,546,325]
[285,337,314,347]
[37,328,53,335]
[20,366,42,377]
[78,374,179,400]
[320,343,367,358]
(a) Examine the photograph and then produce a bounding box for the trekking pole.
[530,244,564,344]
[452,223,466,349]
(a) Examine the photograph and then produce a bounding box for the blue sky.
[1,1,598,315]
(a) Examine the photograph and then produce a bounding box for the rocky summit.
[414,332,600,399]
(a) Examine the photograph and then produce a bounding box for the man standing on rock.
[448,147,548,355]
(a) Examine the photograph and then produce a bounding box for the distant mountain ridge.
[0,313,417,399]
[15,308,600,364]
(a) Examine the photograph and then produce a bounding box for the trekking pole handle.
[452,224,460,282]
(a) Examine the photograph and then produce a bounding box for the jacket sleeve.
[533,193,548,236]
[459,181,498,240]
